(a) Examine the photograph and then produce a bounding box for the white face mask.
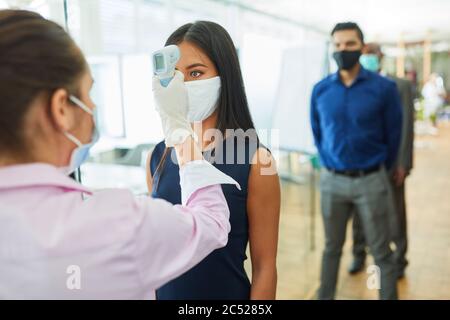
[61,95,99,175]
[185,76,221,122]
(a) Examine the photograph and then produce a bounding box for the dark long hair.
[166,21,255,133]
[0,10,86,158]
[153,21,256,189]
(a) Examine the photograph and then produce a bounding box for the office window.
[0,0,66,25]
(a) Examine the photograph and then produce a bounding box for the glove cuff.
[163,118,195,147]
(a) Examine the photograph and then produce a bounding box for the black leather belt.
[328,165,381,177]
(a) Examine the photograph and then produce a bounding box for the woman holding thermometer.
[0,10,238,299]
[147,21,281,300]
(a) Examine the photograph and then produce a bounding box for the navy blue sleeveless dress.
[150,136,260,300]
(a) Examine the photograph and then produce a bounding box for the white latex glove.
[180,160,241,205]
[152,70,194,147]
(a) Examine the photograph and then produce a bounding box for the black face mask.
[333,50,362,70]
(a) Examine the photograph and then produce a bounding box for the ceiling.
[238,0,450,43]
[3,0,450,44]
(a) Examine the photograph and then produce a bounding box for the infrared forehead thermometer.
[152,45,180,87]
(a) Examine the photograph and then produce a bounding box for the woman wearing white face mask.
[146,21,281,300]
[0,10,239,299]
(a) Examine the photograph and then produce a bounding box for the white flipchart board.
[272,44,329,154]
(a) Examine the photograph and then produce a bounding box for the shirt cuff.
[179,160,241,205]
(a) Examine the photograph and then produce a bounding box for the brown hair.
[0,9,86,157]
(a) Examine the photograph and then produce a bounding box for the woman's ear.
[49,89,75,132]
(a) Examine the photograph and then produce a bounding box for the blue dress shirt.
[310,67,403,171]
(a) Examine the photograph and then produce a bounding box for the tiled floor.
[246,121,450,300]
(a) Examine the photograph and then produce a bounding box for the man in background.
[422,73,447,129]
[311,23,402,300]
[350,43,415,279]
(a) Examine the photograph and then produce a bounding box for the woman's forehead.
[177,41,211,66]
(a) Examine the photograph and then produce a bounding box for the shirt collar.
[330,72,340,82]
[357,66,371,80]
[331,65,371,83]
[0,163,93,195]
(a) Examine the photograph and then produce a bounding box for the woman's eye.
[190,71,203,78]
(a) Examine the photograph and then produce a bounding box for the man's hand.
[393,166,407,186]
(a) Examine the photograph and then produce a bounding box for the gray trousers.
[352,181,408,269]
[318,168,398,300]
